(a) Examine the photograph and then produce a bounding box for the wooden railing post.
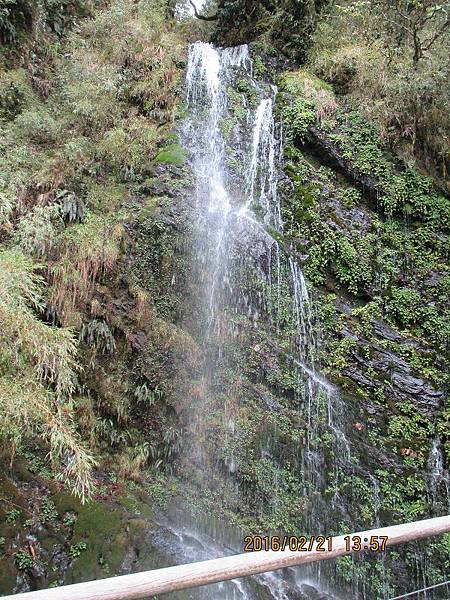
[2,515,450,600]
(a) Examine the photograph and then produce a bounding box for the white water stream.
[158,40,350,599]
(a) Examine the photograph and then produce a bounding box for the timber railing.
[3,515,450,600]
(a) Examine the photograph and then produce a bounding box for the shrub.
[386,288,422,328]
[282,98,316,139]
[12,107,59,145]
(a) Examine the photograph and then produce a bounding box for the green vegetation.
[308,0,450,188]
[212,0,329,61]
[5,509,21,524]
[0,249,96,500]
[213,0,449,185]
[277,59,449,595]
[40,497,58,523]
[280,74,449,374]
[68,541,87,558]
[0,1,449,597]
[0,0,186,501]
[14,550,34,571]
[153,143,188,165]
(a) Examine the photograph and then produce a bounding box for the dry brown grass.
[50,214,123,326]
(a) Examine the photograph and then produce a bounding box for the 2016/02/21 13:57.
[344,535,388,552]
[243,535,389,553]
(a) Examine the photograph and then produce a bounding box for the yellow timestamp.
[243,535,333,552]
[344,535,389,552]
[243,535,389,553]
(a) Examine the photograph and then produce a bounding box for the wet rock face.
[276,67,450,595]
[281,119,447,415]
[305,127,382,203]
[341,330,443,417]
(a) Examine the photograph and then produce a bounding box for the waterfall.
[165,41,355,599]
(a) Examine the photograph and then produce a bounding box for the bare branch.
[188,0,218,21]
[422,17,450,51]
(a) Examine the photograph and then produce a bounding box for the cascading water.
[161,40,348,599]
[158,41,389,599]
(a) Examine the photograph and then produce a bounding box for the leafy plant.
[385,288,422,328]
[134,383,162,405]
[282,97,316,138]
[62,512,77,527]
[40,497,58,523]
[68,541,87,558]
[22,518,33,528]
[14,550,34,571]
[5,508,21,523]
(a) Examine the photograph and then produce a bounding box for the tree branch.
[422,17,450,52]
[188,0,218,21]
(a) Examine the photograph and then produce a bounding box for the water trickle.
[428,437,450,509]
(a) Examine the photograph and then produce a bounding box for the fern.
[80,319,116,354]
[50,213,123,325]
[13,203,63,257]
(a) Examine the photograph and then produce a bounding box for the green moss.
[119,492,154,519]
[64,500,125,583]
[153,143,188,165]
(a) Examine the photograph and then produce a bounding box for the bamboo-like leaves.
[0,249,95,501]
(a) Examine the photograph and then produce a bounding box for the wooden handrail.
[4,515,450,600]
